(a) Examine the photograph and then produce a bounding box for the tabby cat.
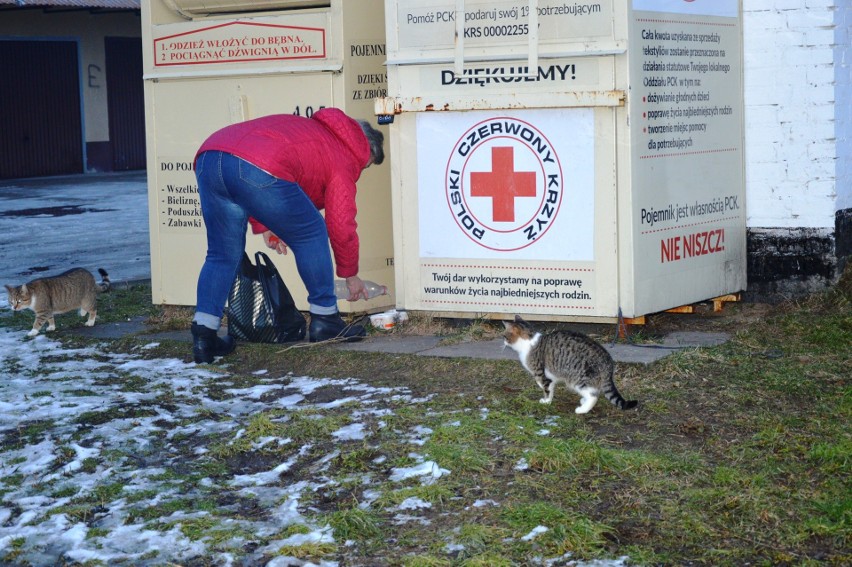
[5,268,110,336]
[503,315,637,414]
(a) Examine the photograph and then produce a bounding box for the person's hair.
[358,120,385,166]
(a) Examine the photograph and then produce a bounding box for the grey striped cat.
[5,268,110,337]
[503,315,637,414]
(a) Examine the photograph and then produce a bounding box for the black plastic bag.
[227,251,306,343]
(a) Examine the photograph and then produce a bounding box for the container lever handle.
[454,0,465,74]
[454,0,540,77]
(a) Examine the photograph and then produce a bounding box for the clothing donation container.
[377,0,745,322]
[142,0,393,312]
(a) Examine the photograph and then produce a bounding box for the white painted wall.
[743,0,847,228]
[836,0,852,212]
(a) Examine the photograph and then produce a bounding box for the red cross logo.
[470,146,536,222]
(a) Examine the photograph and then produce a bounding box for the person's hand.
[345,275,368,301]
[262,231,288,255]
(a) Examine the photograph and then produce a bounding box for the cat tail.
[604,369,638,410]
[97,268,111,293]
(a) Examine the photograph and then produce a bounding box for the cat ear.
[502,320,512,330]
[514,314,523,323]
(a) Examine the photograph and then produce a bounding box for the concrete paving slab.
[333,334,443,355]
[663,331,731,347]
[57,316,729,366]
[605,343,679,365]
[334,336,692,364]
[417,338,517,360]
[60,322,726,366]
[61,317,209,344]
[58,316,150,340]
[419,338,681,365]
[140,330,195,343]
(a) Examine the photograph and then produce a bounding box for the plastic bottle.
[334,279,388,300]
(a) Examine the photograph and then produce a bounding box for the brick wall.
[742,0,850,298]
[743,0,840,229]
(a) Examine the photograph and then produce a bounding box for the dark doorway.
[105,36,146,171]
[0,40,83,180]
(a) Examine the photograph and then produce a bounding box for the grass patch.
[3,279,850,565]
[0,282,158,332]
[280,410,351,442]
[326,506,383,542]
[273,541,337,560]
[375,484,454,509]
[96,283,161,323]
[422,438,492,474]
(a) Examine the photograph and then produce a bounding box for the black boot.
[191,322,236,363]
[309,312,366,343]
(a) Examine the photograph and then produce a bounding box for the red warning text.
[661,228,725,263]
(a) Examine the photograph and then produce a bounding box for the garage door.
[105,36,145,171]
[0,40,83,180]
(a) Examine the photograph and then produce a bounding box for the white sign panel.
[394,0,614,50]
[629,0,745,313]
[632,0,738,18]
[416,109,595,261]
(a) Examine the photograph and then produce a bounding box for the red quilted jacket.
[195,108,370,278]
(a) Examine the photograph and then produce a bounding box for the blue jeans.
[194,151,338,329]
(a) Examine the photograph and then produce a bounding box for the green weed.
[274,542,336,560]
[326,506,382,542]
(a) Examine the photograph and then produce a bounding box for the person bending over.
[190,107,385,363]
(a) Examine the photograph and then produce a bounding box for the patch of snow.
[392,514,431,525]
[389,461,450,482]
[521,525,549,541]
[397,497,431,510]
[0,327,431,564]
[332,422,367,441]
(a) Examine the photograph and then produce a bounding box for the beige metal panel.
[614,45,636,317]
[626,1,746,315]
[166,0,330,17]
[383,0,746,322]
[330,0,395,312]
[593,107,621,315]
[147,73,334,306]
[144,0,394,312]
[387,113,420,310]
[383,1,625,319]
